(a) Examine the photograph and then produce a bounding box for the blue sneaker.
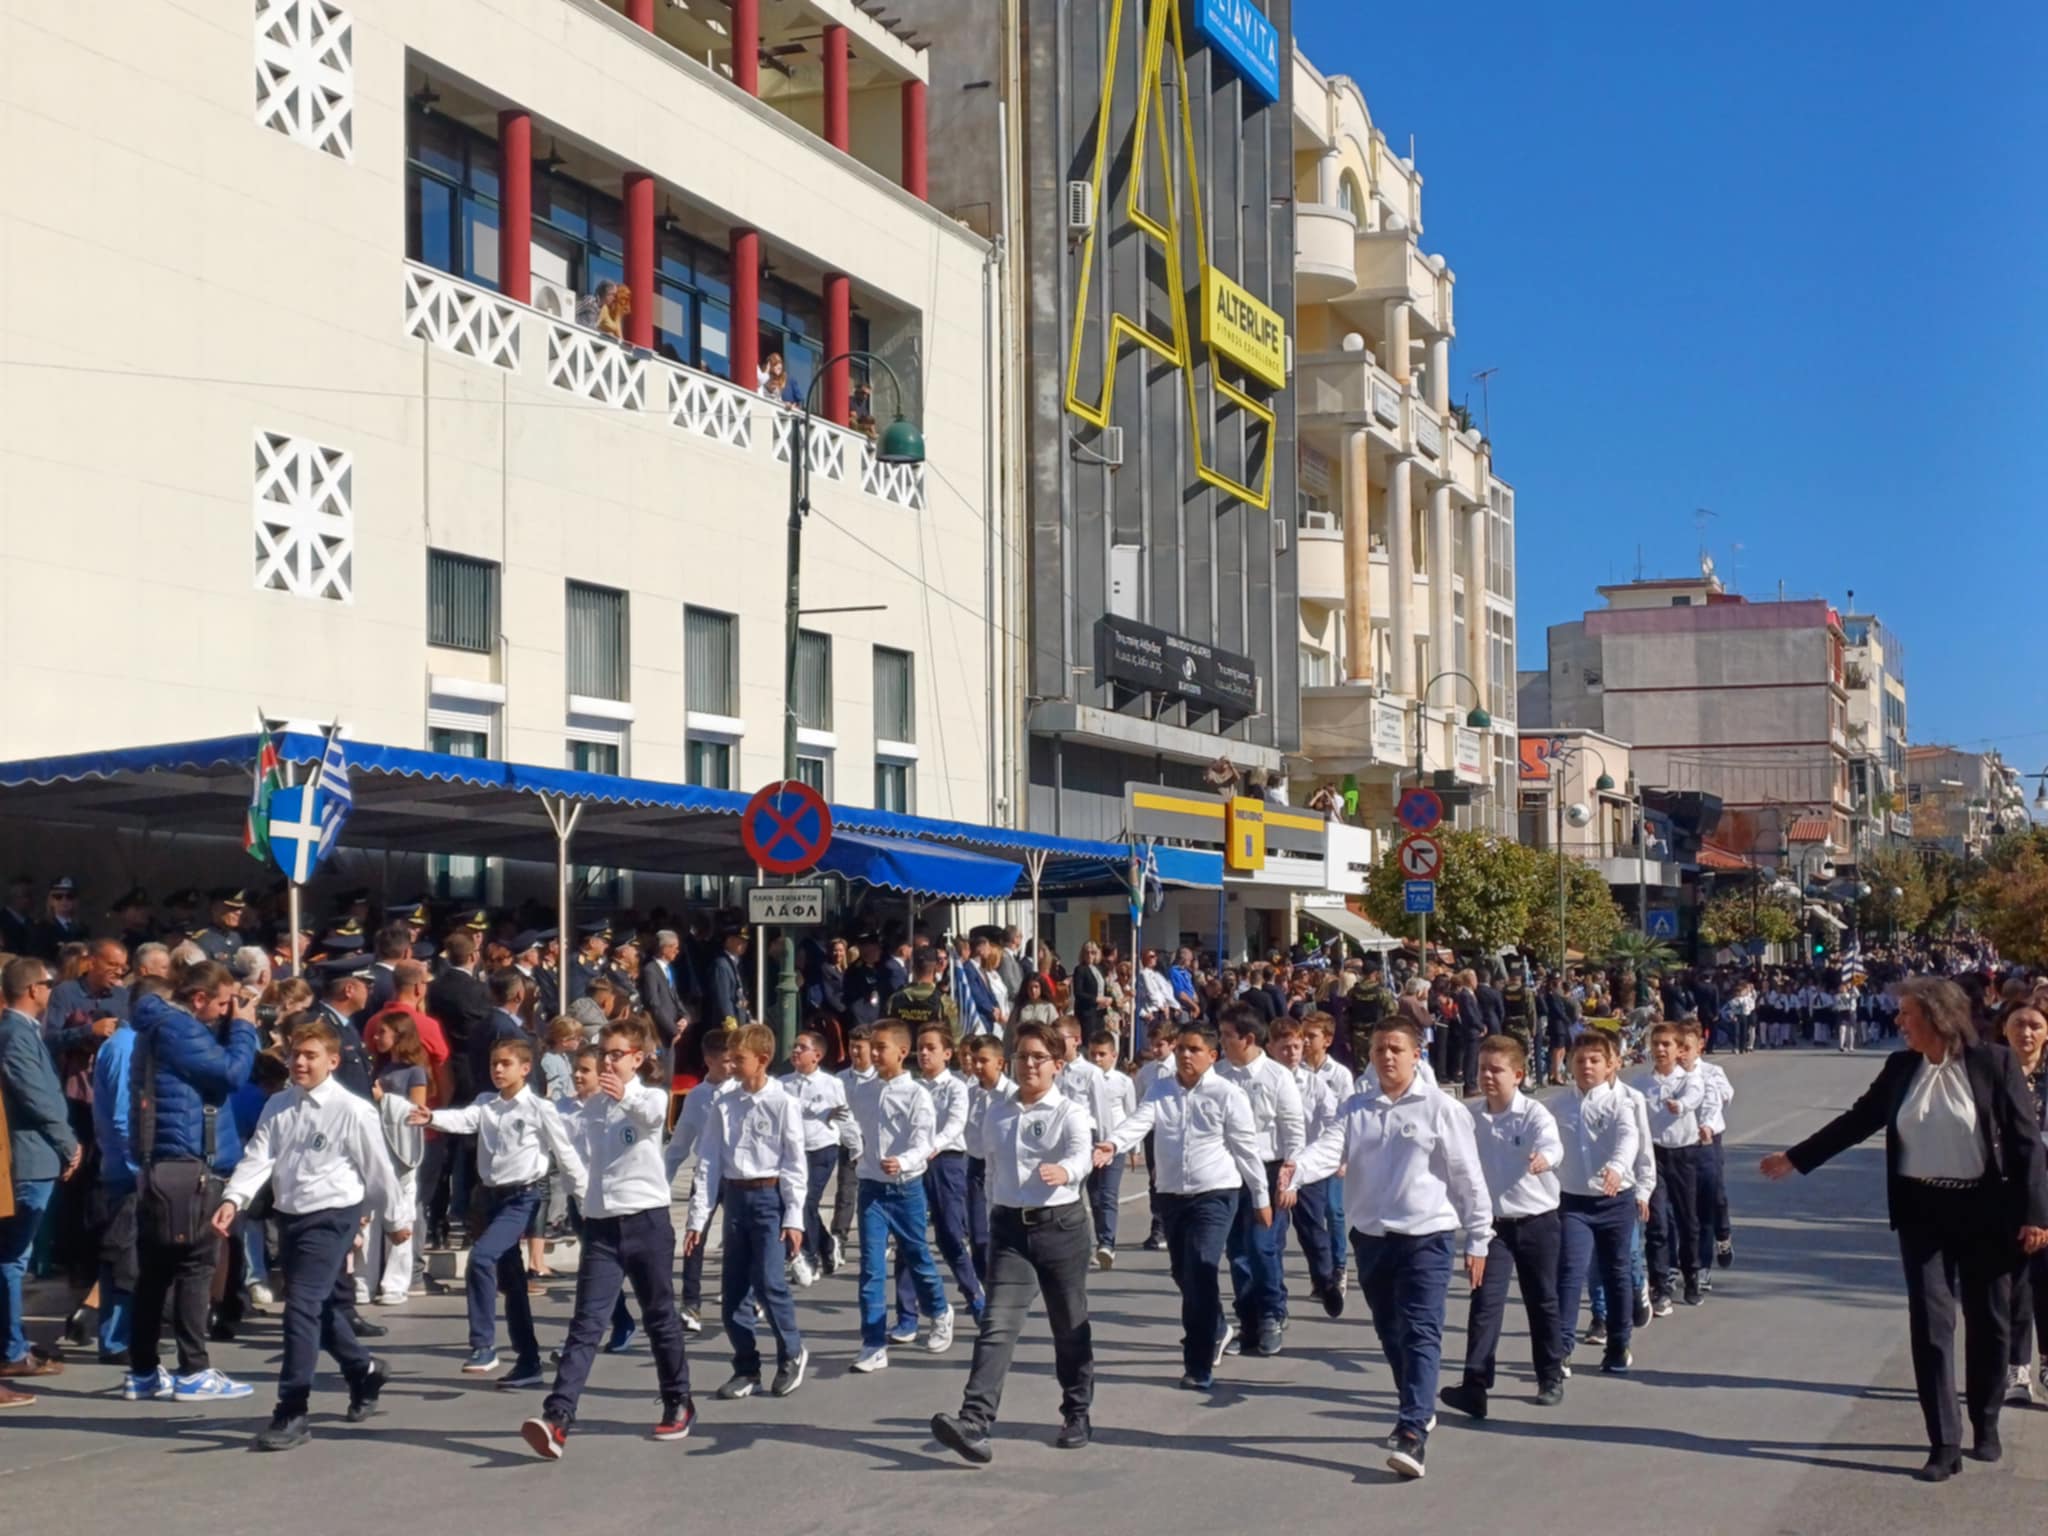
[460,1347,500,1375]
[603,1319,638,1355]
[173,1368,254,1401]
[498,1357,546,1390]
[122,1367,175,1401]
[887,1320,919,1345]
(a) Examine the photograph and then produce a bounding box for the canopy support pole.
[543,795,584,999]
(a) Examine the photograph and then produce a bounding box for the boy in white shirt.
[1680,1028,1736,1274]
[847,1020,954,1372]
[963,1035,1016,1279]
[412,1037,586,1387]
[1552,1031,1641,1374]
[781,1028,853,1289]
[1083,1029,1137,1269]
[1268,1017,1344,1317]
[1134,1026,1177,1252]
[1302,1012,1356,1290]
[891,1023,985,1342]
[1217,1005,1306,1357]
[1440,1034,1566,1420]
[1635,1022,1707,1310]
[214,1019,409,1451]
[523,1020,694,1459]
[666,1031,736,1332]
[1285,1014,1491,1481]
[826,1026,878,1273]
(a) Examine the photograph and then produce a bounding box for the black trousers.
[1158,1189,1235,1379]
[1444,1026,1483,1091]
[2010,1248,2048,1366]
[275,1206,372,1416]
[544,1207,691,1424]
[958,1203,1093,1430]
[1898,1192,2014,1453]
[131,1230,218,1376]
[1646,1144,1702,1287]
[1461,1208,1565,1391]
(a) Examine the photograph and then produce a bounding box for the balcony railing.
[400,260,925,510]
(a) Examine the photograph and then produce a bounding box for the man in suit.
[363,923,411,1016]
[640,930,687,1072]
[708,927,751,1028]
[427,933,495,1083]
[0,878,37,959]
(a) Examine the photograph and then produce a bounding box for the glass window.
[686,607,738,717]
[566,582,628,701]
[569,741,619,775]
[796,755,830,795]
[1299,645,1331,688]
[874,647,914,742]
[875,760,912,813]
[462,194,500,288]
[535,170,588,242]
[1338,175,1358,216]
[428,551,498,654]
[686,738,731,789]
[410,110,465,183]
[796,630,832,731]
[408,175,456,274]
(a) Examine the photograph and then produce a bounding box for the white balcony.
[1413,401,1443,462]
[1296,352,1405,452]
[1296,204,1361,304]
[1302,683,1412,774]
[399,261,925,511]
[1297,520,1346,605]
[1352,231,1454,333]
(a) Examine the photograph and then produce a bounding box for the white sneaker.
[2033,1364,2048,1408]
[927,1309,956,1354]
[2009,1363,2034,1404]
[1094,1245,1115,1271]
[850,1345,889,1374]
[791,1254,818,1290]
[247,1282,276,1308]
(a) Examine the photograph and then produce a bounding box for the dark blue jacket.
[128,993,259,1174]
[1,1007,78,1182]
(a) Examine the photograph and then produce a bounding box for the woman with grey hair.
[1762,977,2048,1481]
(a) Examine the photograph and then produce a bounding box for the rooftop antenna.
[1472,366,1499,437]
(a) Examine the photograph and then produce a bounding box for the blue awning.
[819,831,1019,901]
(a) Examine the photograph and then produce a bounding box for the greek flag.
[312,727,353,857]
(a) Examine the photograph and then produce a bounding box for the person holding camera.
[123,960,260,1404]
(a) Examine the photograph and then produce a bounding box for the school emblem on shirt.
[622,1128,637,1145]
[311,1132,327,1151]
[1028,1120,1045,1141]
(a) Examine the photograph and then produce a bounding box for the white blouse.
[1896,1054,1984,1181]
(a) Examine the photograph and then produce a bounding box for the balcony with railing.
[1297,511,1346,605]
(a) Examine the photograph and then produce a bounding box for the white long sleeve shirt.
[1551,1081,1640,1197]
[428,1086,587,1190]
[1105,1068,1268,1205]
[1097,1068,1137,1141]
[965,1074,1019,1155]
[225,1077,404,1223]
[1217,1051,1306,1162]
[917,1069,973,1155]
[1622,1081,1658,1198]
[1464,1090,1564,1219]
[968,1090,1093,1209]
[1054,1057,1114,1138]
[1310,1055,1357,1107]
[1292,1079,1493,1257]
[1695,1060,1733,1136]
[850,1071,937,1185]
[1637,1065,1706,1148]
[687,1077,808,1233]
[664,1077,734,1182]
[1291,1062,1341,1144]
[780,1066,855,1154]
[1358,1054,1439,1097]
[569,1080,672,1218]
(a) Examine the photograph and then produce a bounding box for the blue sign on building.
[1193,0,1281,105]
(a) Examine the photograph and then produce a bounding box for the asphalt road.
[5,1051,2044,1535]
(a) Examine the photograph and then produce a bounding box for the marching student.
[1552,1031,1642,1375]
[1267,1017,1343,1316]
[214,1018,409,1451]
[1217,1004,1306,1357]
[846,1019,954,1372]
[523,1020,695,1459]
[666,1030,736,1332]
[1678,1027,1736,1273]
[781,1028,854,1289]
[561,1045,636,1353]
[1301,1011,1356,1290]
[826,1025,877,1273]
[1587,1029,1657,1346]
[1052,1015,1118,1149]
[1636,1022,1708,1311]
[1134,1026,1177,1251]
[890,1022,984,1343]
[684,1023,809,1401]
[1083,1028,1136,1269]
[412,1036,587,1387]
[963,1035,1016,1280]
[1095,1023,1269,1392]
[1284,1014,1492,1481]
[930,1022,1098,1464]
[1439,1034,1566,1420]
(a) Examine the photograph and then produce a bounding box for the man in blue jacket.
[90,976,157,1366]
[2,956,80,1393]
[124,960,260,1404]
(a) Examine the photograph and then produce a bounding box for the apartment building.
[1289,49,1520,846]
[1841,613,1911,853]
[0,0,1000,885]
[1906,745,2030,859]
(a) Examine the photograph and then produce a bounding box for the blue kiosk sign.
[1192,0,1281,105]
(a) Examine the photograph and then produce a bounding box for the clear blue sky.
[1292,0,2048,767]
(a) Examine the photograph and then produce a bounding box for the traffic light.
[1811,935,1827,959]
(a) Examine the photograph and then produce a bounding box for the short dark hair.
[1176,1022,1221,1054]
[1085,1027,1118,1053]
[1009,1021,1058,1057]
[1,955,49,1003]
[1476,1033,1527,1072]
[174,960,236,1003]
[487,968,526,1008]
[1369,1016,1425,1050]
[489,1035,535,1067]
[373,923,412,962]
[873,1019,914,1051]
[1219,1003,1267,1046]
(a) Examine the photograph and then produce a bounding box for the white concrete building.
[0,0,1000,893]
[1840,613,1911,853]
[1289,48,1520,851]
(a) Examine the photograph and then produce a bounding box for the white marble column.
[1343,430,1373,682]
[1428,480,1456,689]
[1385,454,1416,695]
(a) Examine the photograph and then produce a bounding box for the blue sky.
[1291,0,2048,767]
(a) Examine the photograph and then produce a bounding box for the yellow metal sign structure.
[1202,268,1286,390]
[1225,796,1267,871]
[1063,0,1281,511]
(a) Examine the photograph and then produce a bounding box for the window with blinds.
[874,646,914,743]
[566,582,628,700]
[428,551,498,654]
[685,606,737,716]
[796,630,832,731]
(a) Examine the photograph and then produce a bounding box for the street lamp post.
[1410,671,1490,967]
[1547,742,1612,987]
[780,352,924,1064]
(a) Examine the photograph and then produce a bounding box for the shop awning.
[1697,842,1752,872]
[1300,904,1401,953]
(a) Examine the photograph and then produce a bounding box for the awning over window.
[1696,842,1752,871]
[1300,904,1401,953]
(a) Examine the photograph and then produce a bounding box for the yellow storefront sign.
[1225,796,1267,872]
[1202,268,1286,390]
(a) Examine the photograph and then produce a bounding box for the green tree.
[1521,855,1625,965]
[1851,845,1932,937]
[1360,829,1540,953]
[1607,930,1679,975]
[1971,829,2048,964]
[1697,886,1800,950]
[1920,850,1972,937]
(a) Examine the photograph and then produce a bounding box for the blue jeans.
[859,1180,947,1350]
[1562,1191,1638,1358]
[1326,1175,1351,1275]
[721,1184,805,1375]
[1159,1189,1236,1378]
[1356,1229,1456,1439]
[1,1179,56,1363]
[1226,1162,1286,1331]
[895,1152,982,1324]
[467,1183,543,1360]
[1586,1214,1648,1323]
[1086,1159,1124,1251]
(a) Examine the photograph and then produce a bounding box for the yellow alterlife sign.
[1202,268,1287,390]
[1225,796,1267,872]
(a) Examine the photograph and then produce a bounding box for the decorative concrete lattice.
[254,429,354,601]
[255,0,354,161]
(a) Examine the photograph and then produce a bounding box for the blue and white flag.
[266,784,334,886]
[312,727,353,858]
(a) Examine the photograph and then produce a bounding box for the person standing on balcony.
[760,352,801,406]
[597,283,631,343]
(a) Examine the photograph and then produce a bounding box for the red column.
[626,0,653,29]
[623,172,654,348]
[497,110,532,303]
[731,0,759,96]
[823,273,850,425]
[901,79,928,200]
[729,227,759,389]
[823,24,850,151]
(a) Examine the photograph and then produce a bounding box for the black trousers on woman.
[1897,1185,2014,1454]
[2009,1247,2048,1367]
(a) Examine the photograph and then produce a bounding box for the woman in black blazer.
[1762,977,2048,1482]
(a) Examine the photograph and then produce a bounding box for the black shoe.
[1966,1426,2002,1464]
[1438,1380,1487,1420]
[1682,1276,1703,1307]
[716,1372,761,1401]
[64,1306,94,1346]
[1632,1294,1653,1329]
[345,1360,386,1423]
[1915,1449,1962,1482]
[348,1313,389,1339]
[1177,1372,1214,1392]
[1534,1380,1566,1407]
[1142,1232,1166,1252]
[1584,1321,1609,1348]
[97,1350,131,1368]
[1716,1238,1734,1269]
[1385,1431,1426,1479]
[206,1309,237,1344]
[1320,1284,1345,1319]
[1055,1413,1090,1450]
[1253,1320,1284,1357]
[254,1411,311,1452]
[931,1412,994,1465]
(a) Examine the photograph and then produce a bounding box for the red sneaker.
[654,1396,697,1442]
[520,1415,567,1461]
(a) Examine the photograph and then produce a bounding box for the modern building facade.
[1905,745,2029,859]
[1288,49,1520,846]
[0,0,999,896]
[1841,612,1911,854]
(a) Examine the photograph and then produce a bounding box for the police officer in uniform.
[1344,957,1398,1067]
[387,901,436,964]
[109,887,156,953]
[1499,962,1540,1056]
[194,888,252,961]
[569,921,612,1008]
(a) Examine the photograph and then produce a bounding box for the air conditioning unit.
[1067,180,1095,232]
[1100,425,1123,466]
